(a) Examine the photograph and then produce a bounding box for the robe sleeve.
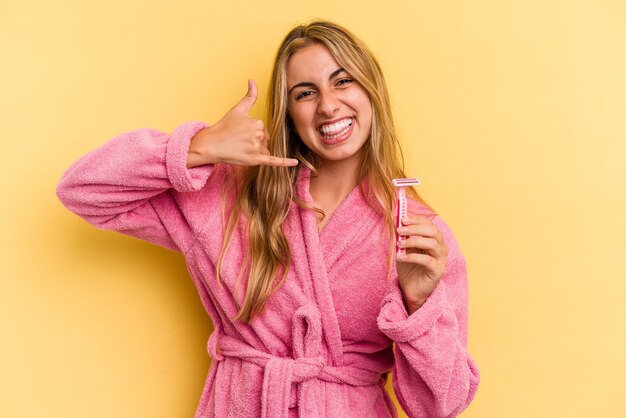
[56,121,216,253]
[376,220,481,417]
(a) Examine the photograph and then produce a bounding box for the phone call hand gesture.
[187,80,299,168]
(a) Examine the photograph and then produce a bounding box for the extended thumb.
[234,79,257,114]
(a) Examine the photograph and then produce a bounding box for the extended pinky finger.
[259,155,300,167]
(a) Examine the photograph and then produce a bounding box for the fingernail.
[397,227,407,234]
[402,216,410,223]
[397,239,405,247]
[397,252,406,261]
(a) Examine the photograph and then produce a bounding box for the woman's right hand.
[186,80,299,168]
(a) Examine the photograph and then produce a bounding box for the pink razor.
[392,178,421,257]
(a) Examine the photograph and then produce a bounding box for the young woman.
[57,20,480,418]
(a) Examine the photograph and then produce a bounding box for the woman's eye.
[336,78,354,86]
[296,90,315,100]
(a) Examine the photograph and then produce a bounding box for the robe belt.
[207,303,384,418]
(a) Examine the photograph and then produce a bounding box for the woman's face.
[286,43,373,166]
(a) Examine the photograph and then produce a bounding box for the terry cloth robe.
[56,121,480,418]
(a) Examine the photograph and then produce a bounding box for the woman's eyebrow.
[288,68,346,94]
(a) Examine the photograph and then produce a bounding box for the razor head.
[392,178,421,187]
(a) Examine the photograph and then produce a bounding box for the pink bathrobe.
[56,121,480,418]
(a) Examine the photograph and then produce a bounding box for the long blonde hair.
[217,20,434,323]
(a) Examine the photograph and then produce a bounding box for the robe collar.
[292,165,380,367]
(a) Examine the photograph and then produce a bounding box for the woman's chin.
[316,147,364,165]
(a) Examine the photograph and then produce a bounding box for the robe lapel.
[295,166,345,366]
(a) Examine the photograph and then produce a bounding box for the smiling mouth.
[318,117,354,139]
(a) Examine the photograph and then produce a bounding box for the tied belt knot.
[207,303,383,418]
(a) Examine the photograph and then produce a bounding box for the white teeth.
[320,118,353,136]
[321,125,351,140]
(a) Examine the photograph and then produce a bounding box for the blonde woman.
[57,20,480,418]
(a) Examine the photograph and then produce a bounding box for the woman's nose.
[317,91,340,116]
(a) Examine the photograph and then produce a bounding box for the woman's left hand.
[396,215,448,314]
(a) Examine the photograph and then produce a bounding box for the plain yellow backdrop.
[2,0,625,417]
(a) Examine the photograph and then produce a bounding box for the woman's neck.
[308,153,362,224]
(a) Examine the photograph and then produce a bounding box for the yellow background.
[2,1,624,417]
